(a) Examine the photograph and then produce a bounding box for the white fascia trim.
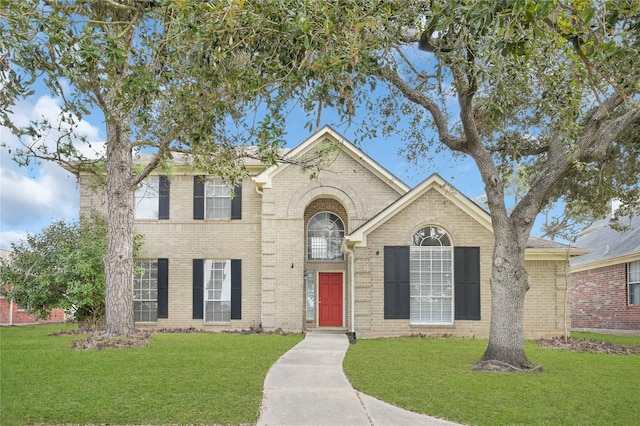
[347,174,492,248]
[525,248,591,261]
[252,125,410,194]
[570,252,640,273]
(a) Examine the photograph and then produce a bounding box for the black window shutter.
[231,182,242,220]
[230,259,242,319]
[192,259,204,319]
[193,176,205,220]
[157,258,169,318]
[454,247,481,320]
[158,176,170,220]
[384,246,410,319]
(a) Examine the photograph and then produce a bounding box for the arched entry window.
[307,212,344,261]
[410,226,454,324]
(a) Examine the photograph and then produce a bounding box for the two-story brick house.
[77,126,581,338]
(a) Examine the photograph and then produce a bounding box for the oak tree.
[1,0,321,335]
[271,0,640,370]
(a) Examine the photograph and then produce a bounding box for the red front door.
[318,272,343,327]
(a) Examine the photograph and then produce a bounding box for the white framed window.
[410,226,454,325]
[204,260,231,323]
[133,260,158,322]
[307,212,344,261]
[135,176,160,219]
[629,260,640,306]
[205,178,232,219]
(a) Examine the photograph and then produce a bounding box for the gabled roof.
[346,173,492,247]
[345,173,583,260]
[252,125,410,194]
[570,215,640,271]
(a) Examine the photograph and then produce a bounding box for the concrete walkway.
[256,332,462,426]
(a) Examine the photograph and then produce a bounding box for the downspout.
[343,242,356,343]
[10,299,14,325]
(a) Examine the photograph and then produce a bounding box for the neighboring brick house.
[74,126,582,338]
[570,215,640,333]
[0,249,65,325]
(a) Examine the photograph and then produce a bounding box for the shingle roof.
[570,215,640,267]
[133,146,291,168]
[526,236,572,250]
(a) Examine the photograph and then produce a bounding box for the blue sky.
[0,92,487,251]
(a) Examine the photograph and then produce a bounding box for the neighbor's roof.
[570,215,640,271]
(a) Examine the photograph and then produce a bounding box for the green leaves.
[0,215,109,324]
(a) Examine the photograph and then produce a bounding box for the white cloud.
[0,230,28,251]
[0,95,104,249]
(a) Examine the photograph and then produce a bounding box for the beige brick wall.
[260,149,404,331]
[80,172,264,330]
[352,188,568,339]
[524,260,571,338]
[76,149,568,338]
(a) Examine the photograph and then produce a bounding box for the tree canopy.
[2,0,638,366]
[0,216,114,326]
[0,0,343,334]
[263,0,640,369]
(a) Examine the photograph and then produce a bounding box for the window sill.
[410,323,455,327]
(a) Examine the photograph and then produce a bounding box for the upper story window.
[135,177,159,219]
[134,176,170,220]
[205,178,232,219]
[307,212,344,261]
[193,176,242,220]
[629,260,640,306]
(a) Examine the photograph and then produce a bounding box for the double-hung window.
[193,176,242,220]
[134,176,170,219]
[205,178,232,219]
[192,259,242,322]
[204,260,231,323]
[629,260,640,306]
[133,259,169,322]
[133,260,158,322]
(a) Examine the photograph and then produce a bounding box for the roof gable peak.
[252,126,409,194]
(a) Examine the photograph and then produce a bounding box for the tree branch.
[377,66,466,152]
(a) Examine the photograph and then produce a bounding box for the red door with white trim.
[319,272,343,327]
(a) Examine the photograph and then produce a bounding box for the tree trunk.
[103,121,134,336]
[475,228,537,371]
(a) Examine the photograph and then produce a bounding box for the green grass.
[0,324,302,426]
[344,336,640,426]
[571,331,640,346]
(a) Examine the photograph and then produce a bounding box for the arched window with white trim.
[307,212,344,261]
[410,226,454,324]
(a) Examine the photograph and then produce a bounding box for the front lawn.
[0,324,302,426]
[343,335,640,425]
